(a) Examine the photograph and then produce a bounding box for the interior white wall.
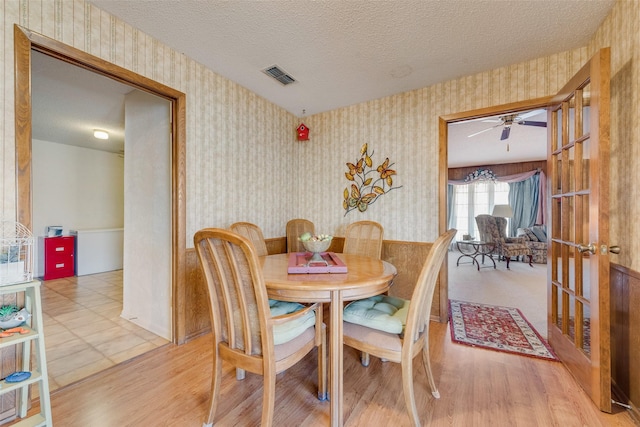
[121,90,172,340]
[32,139,124,277]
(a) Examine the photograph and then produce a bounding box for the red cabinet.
[42,236,75,280]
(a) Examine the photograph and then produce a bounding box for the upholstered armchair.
[475,214,532,269]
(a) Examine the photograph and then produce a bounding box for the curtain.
[447,184,456,230]
[448,168,546,238]
[508,173,539,236]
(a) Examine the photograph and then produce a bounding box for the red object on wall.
[43,236,75,280]
[297,123,309,141]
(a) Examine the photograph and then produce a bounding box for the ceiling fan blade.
[518,109,545,120]
[450,116,491,125]
[518,120,547,127]
[467,123,501,138]
[500,127,511,140]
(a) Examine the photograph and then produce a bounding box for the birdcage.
[0,220,34,285]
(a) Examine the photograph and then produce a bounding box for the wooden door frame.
[437,96,552,320]
[14,25,189,344]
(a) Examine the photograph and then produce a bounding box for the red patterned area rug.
[448,299,558,361]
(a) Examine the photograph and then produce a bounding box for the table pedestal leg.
[329,290,344,427]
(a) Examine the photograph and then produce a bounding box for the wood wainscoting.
[611,263,640,421]
[184,237,440,340]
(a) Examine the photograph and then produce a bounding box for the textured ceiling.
[90,0,615,116]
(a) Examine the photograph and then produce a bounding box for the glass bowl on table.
[300,234,332,266]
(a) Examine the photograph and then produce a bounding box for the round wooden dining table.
[260,253,397,427]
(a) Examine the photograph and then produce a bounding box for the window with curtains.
[450,180,510,241]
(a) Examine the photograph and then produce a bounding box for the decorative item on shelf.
[299,233,332,266]
[0,327,30,338]
[0,305,31,330]
[5,371,32,383]
[297,123,309,141]
[343,143,403,216]
[0,220,34,286]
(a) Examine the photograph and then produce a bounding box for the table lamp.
[491,204,513,218]
[492,204,514,236]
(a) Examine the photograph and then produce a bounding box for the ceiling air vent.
[262,65,296,86]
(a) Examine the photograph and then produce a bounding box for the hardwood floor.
[16,318,636,426]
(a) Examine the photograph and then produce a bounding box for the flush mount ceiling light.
[93,129,109,140]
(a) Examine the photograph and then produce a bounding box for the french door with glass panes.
[547,47,613,412]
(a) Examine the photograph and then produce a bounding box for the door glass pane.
[582,81,591,135]
[581,137,591,190]
[563,196,573,242]
[554,284,562,330]
[568,97,576,142]
[582,303,591,356]
[568,294,576,342]
[561,245,571,289]
[583,249,591,301]
[577,193,589,253]
[556,108,563,150]
[551,239,560,282]
[553,154,562,194]
[573,140,584,192]
[567,246,576,293]
[551,197,560,238]
[568,196,576,244]
[567,145,575,192]
[573,194,584,246]
[583,194,590,245]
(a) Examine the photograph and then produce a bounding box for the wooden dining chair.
[286,218,315,253]
[342,220,385,365]
[342,220,384,259]
[342,229,456,427]
[229,221,268,256]
[194,228,326,427]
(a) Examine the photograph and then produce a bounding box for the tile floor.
[40,270,170,392]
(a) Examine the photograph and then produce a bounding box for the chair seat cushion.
[269,299,316,345]
[343,295,409,334]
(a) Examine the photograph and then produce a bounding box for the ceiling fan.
[467,109,547,141]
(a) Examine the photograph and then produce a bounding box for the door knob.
[609,245,621,254]
[577,243,596,254]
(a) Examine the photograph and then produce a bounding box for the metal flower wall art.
[343,143,402,216]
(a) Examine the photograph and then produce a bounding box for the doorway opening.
[14,25,187,388]
[438,97,551,336]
